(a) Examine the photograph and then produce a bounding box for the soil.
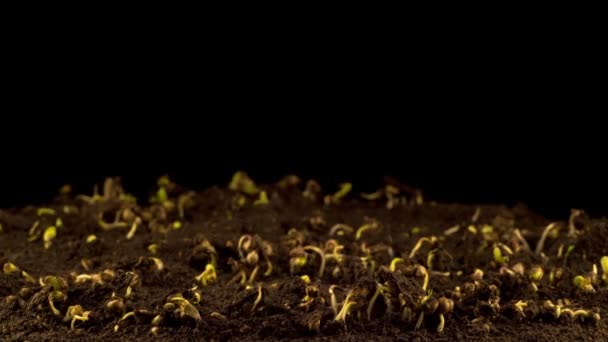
[1,174,607,341]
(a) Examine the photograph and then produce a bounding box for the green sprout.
[3,262,20,275]
[253,191,269,206]
[43,226,57,249]
[367,283,390,320]
[355,220,379,240]
[229,171,259,195]
[601,256,608,284]
[195,264,217,286]
[324,182,352,205]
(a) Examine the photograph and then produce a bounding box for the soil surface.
[1,174,607,341]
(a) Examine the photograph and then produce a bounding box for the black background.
[2,112,605,221]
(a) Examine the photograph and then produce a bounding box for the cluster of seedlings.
[1,172,607,340]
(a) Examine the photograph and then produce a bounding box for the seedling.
[114,312,136,332]
[106,294,125,313]
[529,266,544,282]
[436,297,454,333]
[513,300,528,317]
[229,171,259,195]
[334,291,357,322]
[573,275,595,293]
[329,223,354,236]
[409,236,438,259]
[535,223,559,255]
[512,229,531,253]
[324,182,352,205]
[471,269,484,281]
[86,235,97,243]
[367,282,390,320]
[43,226,57,249]
[416,265,429,291]
[601,256,608,284]
[251,285,263,312]
[443,225,460,236]
[126,217,141,240]
[390,257,404,272]
[37,208,56,216]
[64,305,92,330]
[492,244,508,266]
[277,174,300,188]
[302,180,321,200]
[48,290,67,316]
[169,294,202,321]
[568,209,584,237]
[195,263,217,286]
[3,262,20,274]
[253,191,269,206]
[355,220,379,240]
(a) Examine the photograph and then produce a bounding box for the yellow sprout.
[601,256,608,284]
[3,262,20,274]
[43,226,57,249]
[325,183,352,204]
[229,171,259,195]
[390,258,404,272]
[355,221,379,240]
[86,235,97,243]
[148,244,159,254]
[37,208,56,216]
[172,221,182,230]
[254,191,269,206]
[573,275,595,292]
[195,264,217,286]
[493,245,507,265]
[300,275,311,284]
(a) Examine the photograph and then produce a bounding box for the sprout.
[3,262,20,274]
[210,312,227,320]
[512,229,531,253]
[125,286,133,299]
[355,220,379,240]
[48,290,67,316]
[302,246,326,277]
[64,305,92,330]
[324,183,352,205]
[114,312,136,332]
[229,171,259,195]
[529,266,544,282]
[290,255,307,276]
[302,180,321,200]
[493,245,507,266]
[278,174,301,188]
[409,236,437,259]
[43,226,57,249]
[251,285,263,312]
[37,208,56,216]
[471,269,484,281]
[98,219,128,230]
[151,315,162,326]
[416,265,429,291]
[329,285,340,316]
[195,264,217,286]
[436,297,454,333]
[563,245,575,264]
[536,223,559,255]
[253,191,269,206]
[126,217,141,240]
[513,300,528,317]
[367,283,390,320]
[172,221,182,230]
[573,275,595,293]
[389,258,404,272]
[21,271,36,283]
[443,225,460,236]
[148,244,159,254]
[300,275,311,284]
[334,291,357,322]
[106,295,125,313]
[568,209,584,237]
[329,223,354,236]
[86,235,97,243]
[601,256,608,284]
[467,225,478,234]
[169,295,202,321]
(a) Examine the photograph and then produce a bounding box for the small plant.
[43,226,57,249]
[253,191,269,206]
[229,171,259,195]
[355,220,380,240]
[324,183,352,205]
[409,236,438,259]
[3,262,20,274]
[535,223,559,255]
[64,305,92,330]
[601,256,608,285]
[573,275,595,293]
[367,282,390,320]
[195,263,217,286]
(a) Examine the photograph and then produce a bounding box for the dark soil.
[1,174,607,341]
